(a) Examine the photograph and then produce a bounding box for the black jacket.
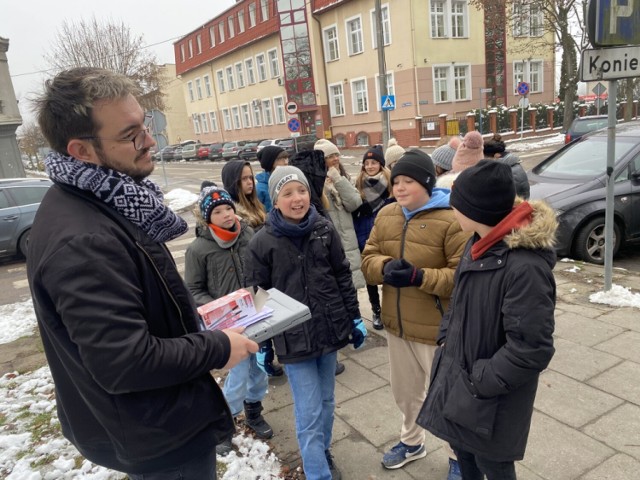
[27,184,234,474]
[244,214,360,363]
[417,200,557,461]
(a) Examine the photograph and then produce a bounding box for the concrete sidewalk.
[261,262,640,479]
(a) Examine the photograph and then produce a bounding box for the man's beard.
[95,145,154,182]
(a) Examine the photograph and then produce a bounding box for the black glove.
[383,258,424,288]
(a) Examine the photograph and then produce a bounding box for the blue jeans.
[284,351,337,480]
[127,449,216,479]
[223,353,269,416]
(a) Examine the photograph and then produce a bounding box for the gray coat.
[498,153,530,199]
[185,219,254,306]
[324,175,366,289]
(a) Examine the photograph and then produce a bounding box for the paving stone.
[598,308,640,332]
[553,312,624,347]
[347,345,389,370]
[581,453,640,479]
[332,436,415,480]
[334,357,387,395]
[594,330,640,363]
[548,337,622,381]
[536,370,623,428]
[555,301,612,319]
[589,360,640,405]
[583,403,640,461]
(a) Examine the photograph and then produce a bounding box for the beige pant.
[387,333,438,447]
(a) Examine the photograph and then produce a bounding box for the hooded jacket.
[416,199,557,461]
[27,184,234,474]
[255,170,272,212]
[498,152,530,199]
[361,190,470,344]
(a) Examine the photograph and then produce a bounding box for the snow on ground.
[163,188,199,212]
[0,300,37,344]
[590,284,640,308]
[506,133,565,152]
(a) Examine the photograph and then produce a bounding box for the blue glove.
[383,258,424,288]
[350,319,367,349]
[256,342,276,376]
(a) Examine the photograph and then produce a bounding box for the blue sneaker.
[382,441,426,469]
[447,458,462,480]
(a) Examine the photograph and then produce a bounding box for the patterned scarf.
[361,173,389,214]
[44,151,188,243]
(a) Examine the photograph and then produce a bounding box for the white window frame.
[273,96,285,124]
[192,113,201,134]
[241,103,252,128]
[267,49,280,78]
[260,0,268,22]
[374,71,395,110]
[249,2,257,27]
[252,101,262,126]
[350,77,369,114]
[180,44,185,62]
[187,81,194,102]
[513,60,543,93]
[216,69,225,93]
[204,75,212,97]
[195,78,203,100]
[222,108,232,131]
[238,10,245,33]
[225,65,235,90]
[209,26,216,47]
[432,63,471,103]
[346,15,364,56]
[188,39,193,58]
[262,98,273,125]
[232,106,241,129]
[453,65,470,100]
[219,22,225,43]
[256,54,267,82]
[245,58,256,84]
[228,16,235,38]
[430,0,469,39]
[433,65,450,103]
[209,111,219,132]
[370,4,391,49]
[513,1,544,37]
[235,62,245,88]
[323,25,340,62]
[196,34,202,54]
[201,112,209,133]
[329,83,345,117]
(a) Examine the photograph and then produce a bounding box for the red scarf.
[471,202,534,260]
[208,218,241,242]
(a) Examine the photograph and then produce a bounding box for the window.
[180,44,185,62]
[430,0,468,38]
[260,0,268,21]
[222,108,232,130]
[235,62,245,88]
[232,106,241,129]
[209,26,216,47]
[273,96,285,124]
[216,70,225,93]
[323,25,339,62]
[238,10,245,33]
[513,1,544,37]
[204,75,212,97]
[252,101,262,126]
[346,16,363,56]
[226,66,235,90]
[374,72,395,110]
[370,4,391,48]
[256,54,267,82]
[192,113,201,134]
[241,104,251,128]
[249,2,257,27]
[228,16,235,38]
[351,78,368,114]
[432,64,471,102]
[513,60,543,93]
[201,113,209,133]
[262,99,273,125]
[329,83,345,116]
[245,58,256,84]
[196,34,202,54]
[267,49,280,78]
[209,111,219,132]
[195,78,203,100]
[219,23,225,43]
[187,81,194,102]
[188,39,193,58]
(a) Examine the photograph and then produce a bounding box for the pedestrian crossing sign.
[381,95,396,111]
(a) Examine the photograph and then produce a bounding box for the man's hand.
[222,327,259,370]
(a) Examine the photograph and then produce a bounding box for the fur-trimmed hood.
[504,198,557,251]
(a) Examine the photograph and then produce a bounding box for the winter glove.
[256,341,277,376]
[349,318,368,349]
[383,258,424,288]
[327,166,341,183]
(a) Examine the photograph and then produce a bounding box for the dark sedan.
[239,142,261,161]
[528,120,640,264]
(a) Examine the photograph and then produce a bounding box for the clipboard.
[243,288,311,343]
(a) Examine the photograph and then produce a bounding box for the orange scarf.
[471,202,533,260]
[208,218,241,242]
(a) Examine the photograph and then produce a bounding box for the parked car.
[528,119,640,264]
[174,146,183,161]
[153,145,177,161]
[256,139,282,152]
[222,141,247,160]
[564,115,608,144]
[181,142,200,161]
[238,141,261,161]
[197,144,212,160]
[0,178,52,258]
[208,142,225,160]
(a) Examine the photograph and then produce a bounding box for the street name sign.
[580,45,640,81]
[587,0,640,47]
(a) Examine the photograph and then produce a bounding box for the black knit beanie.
[258,146,285,172]
[483,137,506,157]
[363,145,385,167]
[390,149,436,196]
[450,160,515,226]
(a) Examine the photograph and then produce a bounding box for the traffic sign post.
[516,82,529,140]
[287,117,301,133]
[592,82,607,115]
[285,101,298,115]
[516,81,530,96]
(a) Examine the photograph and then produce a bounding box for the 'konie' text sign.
[580,45,640,81]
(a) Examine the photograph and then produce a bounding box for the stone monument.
[0,37,26,178]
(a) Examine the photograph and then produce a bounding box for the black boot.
[335,362,345,375]
[372,304,383,330]
[215,437,233,457]
[244,401,274,439]
[325,450,342,480]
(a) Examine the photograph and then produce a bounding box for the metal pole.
[375,0,390,147]
[604,80,617,291]
[479,87,483,134]
[520,99,525,140]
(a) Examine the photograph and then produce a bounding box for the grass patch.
[30,453,57,469]
[29,411,60,442]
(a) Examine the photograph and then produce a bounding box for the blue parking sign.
[588,0,640,47]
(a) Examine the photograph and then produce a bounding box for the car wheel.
[18,229,30,258]
[573,216,621,265]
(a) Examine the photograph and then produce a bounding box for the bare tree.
[17,121,47,168]
[44,17,165,111]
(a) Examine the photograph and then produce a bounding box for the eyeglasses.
[79,126,151,151]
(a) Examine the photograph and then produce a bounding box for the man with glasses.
[27,67,258,479]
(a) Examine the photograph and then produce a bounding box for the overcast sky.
[2,0,235,122]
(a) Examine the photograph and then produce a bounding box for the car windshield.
[223,143,235,148]
[258,140,272,147]
[572,118,608,134]
[534,136,637,178]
